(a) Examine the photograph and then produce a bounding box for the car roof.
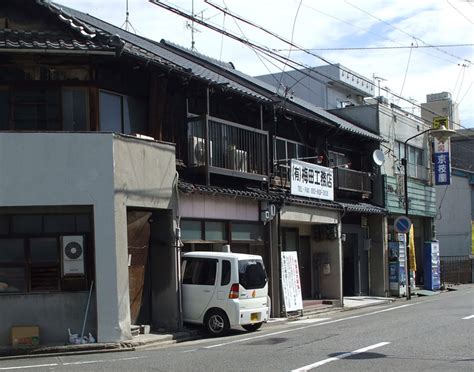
[182,251,263,260]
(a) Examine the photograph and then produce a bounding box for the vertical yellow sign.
[433,116,449,130]
[471,221,474,255]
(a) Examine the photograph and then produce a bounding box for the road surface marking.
[292,341,391,371]
[202,304,416,350]
[462,315,474,320]
[0,356,146,370]
[290,318,331,324]
[62,356,146,365]
[0,364,58,370]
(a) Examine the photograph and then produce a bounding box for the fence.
[440,256,472,284]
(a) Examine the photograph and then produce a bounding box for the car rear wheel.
[204,309,230,337]
[242,322,263,332]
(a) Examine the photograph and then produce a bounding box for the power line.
[295,1,467,66]
[149,0,474,133]
[273,44,474,51]
[277,0,302,96]
[200,0,473,131]
[344,0,472,65]
[399,41,414,98]
[447,0,474,25]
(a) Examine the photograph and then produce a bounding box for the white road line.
[201,303,417,350]
[462,315,474,320]
[289,318,332,324]
[0,364,58,370]
[0,356,146,370]
[292,341,391,371]
[63,356,146,365]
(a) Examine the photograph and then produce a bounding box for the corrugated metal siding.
[385,175,436,217]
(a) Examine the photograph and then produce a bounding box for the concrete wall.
[113,136,178,330]
[280,205,338,225]
[0,132,176,345]
[0,132,117,344]
[180,194,258,221]
[435,174,472,256]
[312,236,342,301]
[0,293,96,347]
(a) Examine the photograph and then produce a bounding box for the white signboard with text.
[281,251,303,312]
[290,159,334,201]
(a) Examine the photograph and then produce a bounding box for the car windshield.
[238,259,267,289]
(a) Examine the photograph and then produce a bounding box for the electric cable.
[200,0,473,131]
[447,0,474,25]
[399,41,414,98]
[344,0,472,65]
[150,0,474,132]
[274,44,474,52]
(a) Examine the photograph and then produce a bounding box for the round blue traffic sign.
[394,216,412,234]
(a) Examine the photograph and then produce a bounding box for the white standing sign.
[290,159,334,201]
[281,251,303,312]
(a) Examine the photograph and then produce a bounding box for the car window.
[238,259,267,289]
[183,258,217,285]
[221,260,231,286]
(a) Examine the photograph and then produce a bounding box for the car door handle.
[203,289,211,293]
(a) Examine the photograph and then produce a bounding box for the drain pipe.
[173,171,184,330]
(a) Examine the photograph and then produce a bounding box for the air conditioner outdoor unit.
[227,146,248,172]
[188,136,212,167]
[394,162,403,175]
[61,235,85,277]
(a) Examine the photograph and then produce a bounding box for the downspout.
[173,171,183,330]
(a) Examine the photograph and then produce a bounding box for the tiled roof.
[46,4,268,101]
[0,29,115,52]
[20,1,381,141]
[178,181,279,202]
[179,181,387,215]
[338,201,387,215]
[161,41,383,142]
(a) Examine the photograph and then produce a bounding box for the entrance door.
[343,233,357,296]
[299,236,312,299]
[127,211,152,325]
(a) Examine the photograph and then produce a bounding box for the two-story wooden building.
[0,0,386,347]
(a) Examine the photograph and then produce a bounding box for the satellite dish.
[372,149,385,166]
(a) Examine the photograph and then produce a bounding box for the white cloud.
[55,0,473,127]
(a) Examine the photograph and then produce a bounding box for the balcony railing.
[184,115,268,180]
[333,167,372,195]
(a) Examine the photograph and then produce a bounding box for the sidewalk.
[0,330,200,360]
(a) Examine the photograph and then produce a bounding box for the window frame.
[0,212,92,295]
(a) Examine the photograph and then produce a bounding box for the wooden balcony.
[334,167,372,195]
[183,115,269,183]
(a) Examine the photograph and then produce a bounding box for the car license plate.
[251,313,259,322]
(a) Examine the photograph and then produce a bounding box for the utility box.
[423,241,440,290]
[11,326,40,348]
[388,240,407,297]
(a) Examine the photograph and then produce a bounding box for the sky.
[55,0,474,128]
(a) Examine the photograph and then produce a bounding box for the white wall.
[435,174,472,256]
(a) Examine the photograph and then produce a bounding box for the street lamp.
[401,125,455,300]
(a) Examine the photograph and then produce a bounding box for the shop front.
[279,202,343,306]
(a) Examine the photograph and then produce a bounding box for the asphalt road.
[1,285,473,372]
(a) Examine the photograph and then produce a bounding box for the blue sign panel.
[394,216,412,234]
[434,152,451,185]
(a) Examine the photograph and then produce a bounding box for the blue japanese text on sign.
[434,152,451,185]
